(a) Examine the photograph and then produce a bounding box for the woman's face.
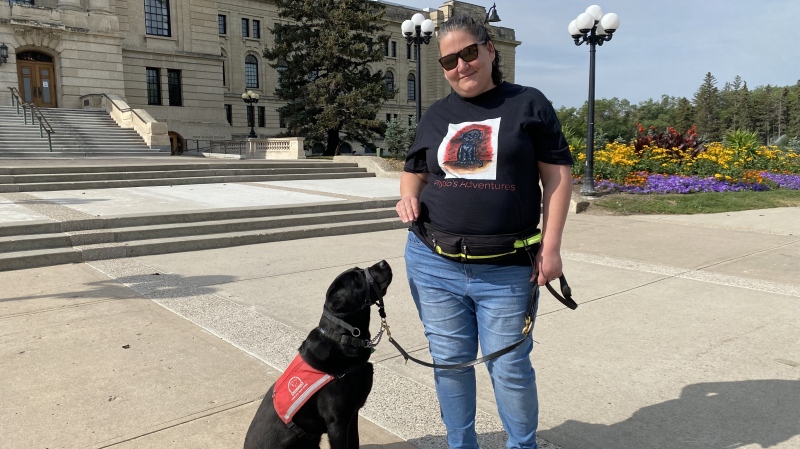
[438,29,496,98]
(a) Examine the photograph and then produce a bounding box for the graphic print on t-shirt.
[437,118,500,179]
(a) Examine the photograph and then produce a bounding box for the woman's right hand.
[396,196,420,223]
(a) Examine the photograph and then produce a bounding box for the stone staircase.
[0,160,374,192]
[0,160,404,271]
[0,199,404,271]
[0,106,163,157]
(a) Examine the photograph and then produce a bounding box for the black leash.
[385,274,576,370]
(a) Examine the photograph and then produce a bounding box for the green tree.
[735,81,753,132]
[634,95,679,132]
[383,117,406,159]
[788,80,800,138]
[674,97,695,136]
[263,0,391,156]
[693,72,721,141]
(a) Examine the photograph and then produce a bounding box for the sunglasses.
[438,41,485,71]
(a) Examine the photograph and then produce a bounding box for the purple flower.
[588,172,800,195]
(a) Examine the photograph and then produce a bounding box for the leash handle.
[545,274,578,310]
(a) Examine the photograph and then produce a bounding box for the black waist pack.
[418,223,541,263]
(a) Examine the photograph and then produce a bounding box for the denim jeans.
[404,231,539,449]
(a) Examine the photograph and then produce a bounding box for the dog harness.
[272,354,334,424]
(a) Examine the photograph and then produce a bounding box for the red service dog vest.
[273,354,334,424]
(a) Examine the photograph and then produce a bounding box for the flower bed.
[570,129,800,194]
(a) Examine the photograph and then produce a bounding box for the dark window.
[385,113,391,122]
[144,0,171,37]
[167,69,182,106]
[384,41,389,56]
[218,15,226,34]
[253,20,260,39]
[406,44,411,60]
[258,106,265,127]
[242,18,249,37]
[245,55,259,88]
[277,60,287,88]
[279,114,286,129]
[383,71,394,97]
[146,67,161,105]
[414,45,418,60]
[390,41,396,58]
[407,73,415,101]
[225,104,232,125]
[409,115,413,126]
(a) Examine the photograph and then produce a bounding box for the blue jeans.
[404,232,539,449]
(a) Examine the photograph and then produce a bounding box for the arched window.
[407,73,416,101]
[383,71,395,97]
[245,55,259,88]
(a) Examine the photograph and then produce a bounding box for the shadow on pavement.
[542,379,800,449]
[0,272,238,303]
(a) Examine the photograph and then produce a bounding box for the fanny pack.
[418,223,541,262]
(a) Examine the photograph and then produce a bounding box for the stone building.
[0,0,519,153]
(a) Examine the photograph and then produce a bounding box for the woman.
[395,14,573,449]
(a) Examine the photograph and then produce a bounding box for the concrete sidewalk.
[1,171,799,448]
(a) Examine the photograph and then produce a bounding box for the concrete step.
[0,171,373,192]
[5,167,367,183]
[78,217,406,261]
[71,208,399,245]
[0,247,82,271]
[0,201,404,271]
[0,162,361,175]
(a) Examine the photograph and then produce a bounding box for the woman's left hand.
[533,246,563,286]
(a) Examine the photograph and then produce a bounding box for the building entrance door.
[16,52,57,108]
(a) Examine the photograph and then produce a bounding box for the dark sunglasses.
[438,41,485,71]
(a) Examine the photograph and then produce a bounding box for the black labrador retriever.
[244,260,393,449]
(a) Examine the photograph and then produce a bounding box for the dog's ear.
[325,268,365,313]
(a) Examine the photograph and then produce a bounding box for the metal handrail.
[91,92,151,126]
[29,104,56,152]
[6,87,55,151]
[8,87,24,114]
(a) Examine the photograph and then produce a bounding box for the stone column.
[57,0,83,12]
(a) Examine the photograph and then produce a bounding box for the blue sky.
[391,0,800,109]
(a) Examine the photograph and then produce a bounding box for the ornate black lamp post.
[0,43,8,65]
[568,5,620,196]
[401,13,435,124]
[241,90,260,138]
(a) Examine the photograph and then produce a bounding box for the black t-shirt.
[405,82,572,239]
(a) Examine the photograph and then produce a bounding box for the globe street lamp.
[241,90,260,138]
[568,5,620,196]
[401,13,435,124]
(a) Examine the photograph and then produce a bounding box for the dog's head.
[324,260,392,317]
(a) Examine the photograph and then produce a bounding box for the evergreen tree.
[735,82,753,131]
[674,97,694,135]
[751,85,774,144]
[789,80,800,138]
[383,117,405,159]
[693,72,721,141]
[263,0,391,156]
[777,87,789,138]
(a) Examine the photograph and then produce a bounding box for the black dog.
[244,260,393,449]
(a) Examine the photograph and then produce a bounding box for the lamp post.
[0,43,8,65]
[241,90,259,138]
[485,3,501,23]
[401,13,434,124]
[568,5,619,196]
